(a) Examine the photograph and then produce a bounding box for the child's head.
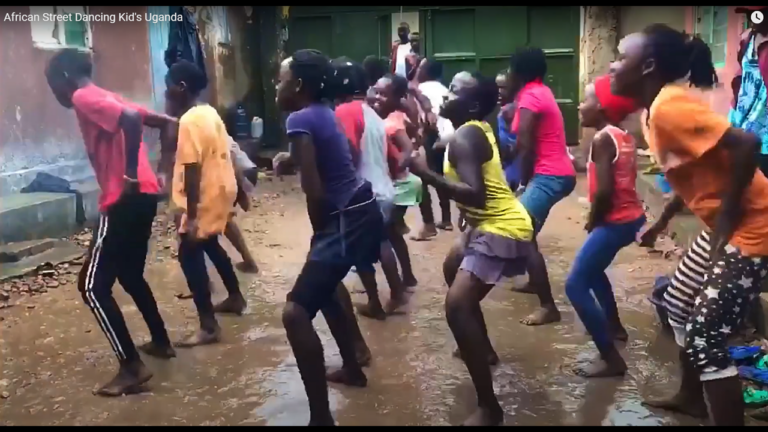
[441,71,499,125]
[276,49,334,112]
[331,57,368,103]
[579,75,637,129]
[495,69,512,106]
[508,47,547,97]
[370,73,409,118]
[610,25,718,104]
[165,60,208,116]
[45,48,93,108]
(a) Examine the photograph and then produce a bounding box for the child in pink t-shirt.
[506,47,577,327]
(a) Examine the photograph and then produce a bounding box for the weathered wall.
[618,6,686,38]
[576,6,619,165]
[0,6,153,196]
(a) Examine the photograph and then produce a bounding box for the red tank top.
[587,125,644,223]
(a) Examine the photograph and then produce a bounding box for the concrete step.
[0,239,84,281]
[0,239,55,263]
[0,180,100,245]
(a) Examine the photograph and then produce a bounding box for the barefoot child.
[506,47,577,326]
[410,71,535,426]
[45,48,176,396]
[165,60,247,346]
[612,25,768,426]
[371,74,421,289]
[332,57,408,320]
[275,50,384,425]
[565,75,643,378]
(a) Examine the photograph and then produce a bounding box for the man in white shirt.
[411,58,456,240]
[391,22,412,78]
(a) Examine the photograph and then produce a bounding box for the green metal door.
[425,6,580,144]
[287,10,391,63]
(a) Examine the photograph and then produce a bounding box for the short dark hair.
[290,49,335,102]
[167,60,208,96]
[422,58,443,81]
[471,72,499,120]
[46,48,93,82]
[363,55,388,87]
[642,24,718,89]
[331,57,368,99]
[509,46,547,84]
[383,73,408,100]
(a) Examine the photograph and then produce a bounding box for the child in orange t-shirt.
[611,25,768,426]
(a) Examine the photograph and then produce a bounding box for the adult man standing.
[391,22,415,78]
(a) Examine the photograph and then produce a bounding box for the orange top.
[644,84,768,256]
[172,105,237,239]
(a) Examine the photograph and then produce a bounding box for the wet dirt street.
[1,177,708,426]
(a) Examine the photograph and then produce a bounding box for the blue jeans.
[519,174,576,232]
[565,215,646,354]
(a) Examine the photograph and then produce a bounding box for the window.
[29,6,92,50]
[694,6,728,68]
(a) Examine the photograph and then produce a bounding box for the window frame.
[693,6,728,69]
[31,6,93,51]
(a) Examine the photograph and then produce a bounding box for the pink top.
[384,111,407,179]
[512,81,575,177]
[72,84,159,212]
[587,125,644,224]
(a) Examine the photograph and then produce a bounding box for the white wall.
[390,11,419,42]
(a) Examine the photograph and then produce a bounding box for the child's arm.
[585,132,616,232]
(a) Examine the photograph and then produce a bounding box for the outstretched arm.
[410,124,489,209]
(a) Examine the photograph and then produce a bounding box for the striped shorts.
[663,231,711,327]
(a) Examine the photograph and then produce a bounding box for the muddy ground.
[0,177,721,426]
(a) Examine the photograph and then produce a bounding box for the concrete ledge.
[0,180,100,245]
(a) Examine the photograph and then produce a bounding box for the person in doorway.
[409,71,534,426]
[612,24,768,426]
[371,73,421,290]
[332,57,408,319]
[45,48,176,396]
[390,22,416,78]
[274,50,384,426]
[411,58,455,240]
[566,75,643,378]
[506,47,577,326]
[165,60,247,347]
[731,6,768,177]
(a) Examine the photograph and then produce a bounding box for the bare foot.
[214,295,247,316]
[235,261,260,274]
[574,357,627,378]
[612,326,629,343]
[520,306,561,326]
[452,347,499,366]
[356,347,372,368]
[93,362,153,397]
[138,341,176,359]
[403,275,418,293]
[174,328,221,348]
[356,302,386,321]
[384,294,409,315]
[411,225,438,241]
[461,405,504,426]
[510,282,536,294]
[642,394,709,419]
[436,221,453,231]
[325,367,368,387]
